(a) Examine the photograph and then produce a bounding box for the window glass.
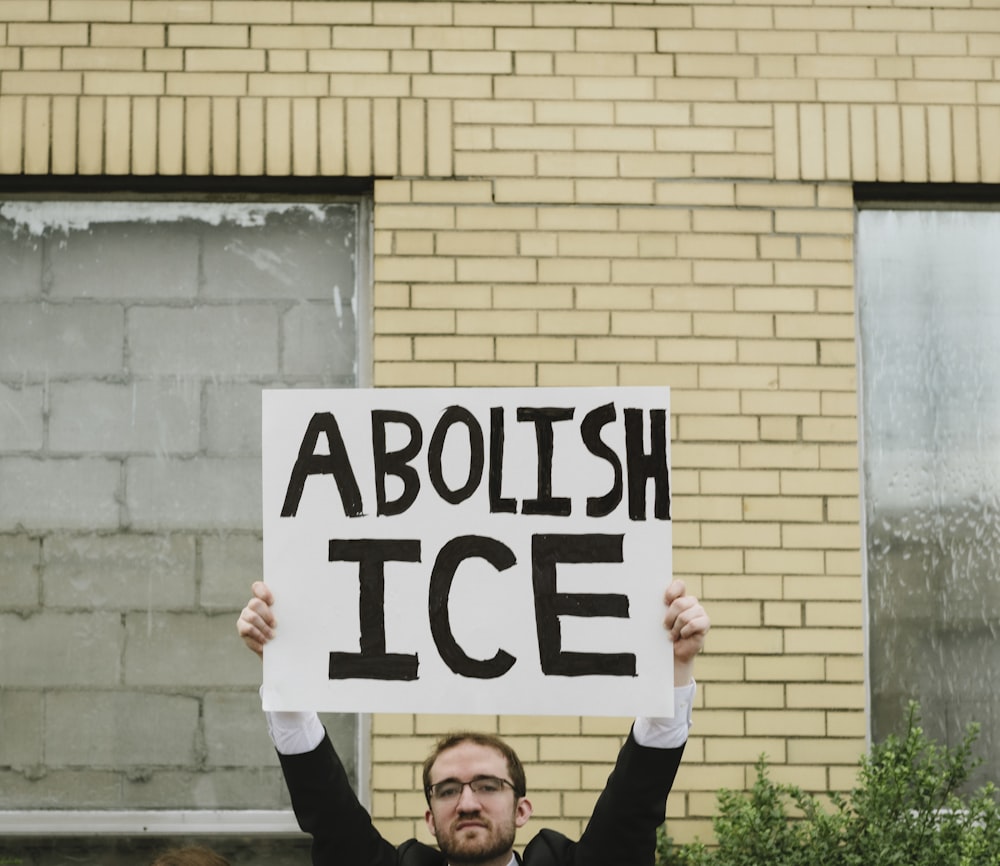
[856,208,1000,787]
[0,199,367,839]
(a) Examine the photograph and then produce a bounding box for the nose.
[456,783,482,811]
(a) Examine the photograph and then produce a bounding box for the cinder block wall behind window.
[2,0,998,848]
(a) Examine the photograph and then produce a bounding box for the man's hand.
[663,579,709,686]
[237,581,276,659]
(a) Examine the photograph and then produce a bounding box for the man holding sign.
[243,385,708,864]
[238,578,708,866]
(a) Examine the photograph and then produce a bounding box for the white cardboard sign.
[261,386,673,717]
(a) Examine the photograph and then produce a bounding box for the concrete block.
[205,382,262,456]
[202,690,280,767]
[281,301,358,380]
[0,768,122,808]
[0,382,44,451]
[47,219,200,300]
[127,306,279,377]
[201,203,358,302]
[45,690,199,767]
[42,533,196,610]
[126,456,261,531]
[122,766,292,809]
[0,222,43,298]
[0,611,122,686]
[0,533,41,608]
[48,379,202,455]
[200,532,263,609]
[124,611,261,687]
[0,689,43,767]
[0,302,125,378]
[0,457,121,531]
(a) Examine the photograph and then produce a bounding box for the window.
[0,195,370,856]
[856,205,1000,787]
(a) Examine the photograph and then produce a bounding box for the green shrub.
[658,703,1000,866]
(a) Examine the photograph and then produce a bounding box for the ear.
[424,808,437,838]
[514,796,533,828]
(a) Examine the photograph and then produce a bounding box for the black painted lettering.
[427,406,484,505]
[518,407,573,517]
[428,535,517,679]
[281,412,363,518]
[624,408,671,521]
[488,407,517,514]
[580,402,623,518]
[327,538,421,681]
[372,410,423,516]
[531,533,635,677]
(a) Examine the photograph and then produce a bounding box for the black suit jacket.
[279,728,685,866]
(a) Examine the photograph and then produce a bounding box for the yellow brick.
[743,497,823,523]
[457,310,537,335]
[167,72,247,96]
[394,232,434,255]
[215,2,291,24]
[496,337,574,363]
[703,628,784,656]
[23,95,49,174]
[825,656,864,683]
[699,470,779,497]
[538,364,617,387]
[185,48,266,72]
[740,443,819,470]
[789,685,866,711]
[391,49,430,74]
[102,95,131,174]
[804,601,862,628]
[410,283,490,308]
[414,336,492,361]
[133,1,211,23]
[680,416,760,442]
[694,260,773,286]
[167,24,247,47]
[455,362,536,388]
[9,22,88,45]
[457,257,536,283]
[827,710,866,737]
[703,575,783,600]
[146,48,184,70]
[738,340,816,366]
[0,0,47,21]
[746,710,826,737]
[528,258,602,286]
[374,361,454,387]
[50,95,77,174]
[313,49,392,73]
[705,682,785,709]
[678,233,756,260]
[493,285,572,309]
[707,738,787,764]
[63,47,145,70]
[157,95,183,173]
[3,71,82,94]
[85,71,163,95]
[238,96,264,173]
[373,336,412,361]
[745,548,824,575]
[788,738,865,766]
[759,417,798,440]
[657,339,735,364]
[577,338,655,363]
[785,629,863,656]
[132,97,159,168]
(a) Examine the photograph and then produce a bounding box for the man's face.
[424,741,533,866]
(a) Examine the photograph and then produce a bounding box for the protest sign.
[261,386,673,716]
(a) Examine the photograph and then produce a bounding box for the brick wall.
[2,0,998,850]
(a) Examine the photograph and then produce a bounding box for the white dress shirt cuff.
[632,680,696,750]
[265,705,325,756]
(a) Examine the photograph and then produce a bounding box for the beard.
[435,812,517,865]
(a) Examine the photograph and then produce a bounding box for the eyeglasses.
[426,776,518,803]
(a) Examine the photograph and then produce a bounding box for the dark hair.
[422,731,527,803]
[149,846,231,866]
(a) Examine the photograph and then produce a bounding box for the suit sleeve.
[278,732,398,866]
[573,729,685,866]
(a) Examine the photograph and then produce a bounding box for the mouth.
[455,819,488,832]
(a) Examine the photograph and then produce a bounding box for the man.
[238,579,709,866]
